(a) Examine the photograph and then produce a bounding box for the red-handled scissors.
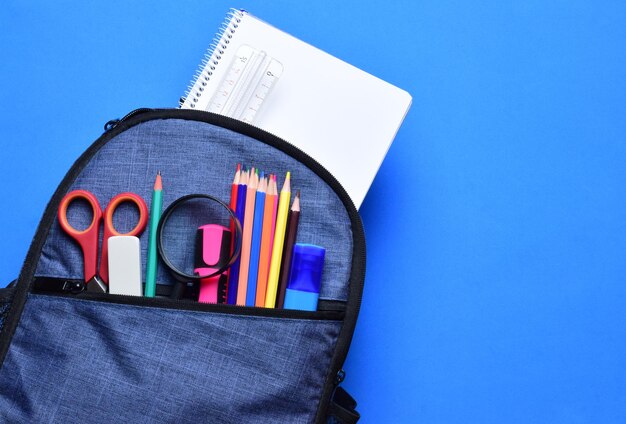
[58,190,149,292]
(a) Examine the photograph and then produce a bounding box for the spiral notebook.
[181,9,412,208]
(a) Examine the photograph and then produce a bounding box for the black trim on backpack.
[0,286,15,329]
[0,109,366,423]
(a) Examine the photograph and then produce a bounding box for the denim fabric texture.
[35,119,353,302]
[0,294,342,423]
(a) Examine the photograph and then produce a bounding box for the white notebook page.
[183,12,412,208]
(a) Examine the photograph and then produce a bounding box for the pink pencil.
[268,175,279,271]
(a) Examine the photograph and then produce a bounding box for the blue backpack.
[0,109,364,423]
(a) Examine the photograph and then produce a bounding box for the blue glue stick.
[283,243,325,311]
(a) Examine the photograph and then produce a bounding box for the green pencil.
[144,171,163,297]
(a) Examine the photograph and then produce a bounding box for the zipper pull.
[334,369,346,386]
[104,119,120,132]
[62,280,86,294]
[33,277,86,294]
[104,108,155,132]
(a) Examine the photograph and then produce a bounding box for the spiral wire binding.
[180,8,245,108]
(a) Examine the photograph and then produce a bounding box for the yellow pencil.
[265,172,291,308]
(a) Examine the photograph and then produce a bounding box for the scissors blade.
[86,276,107,293]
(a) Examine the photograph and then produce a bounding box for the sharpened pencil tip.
[281,172,291,192]
[292,190,300,211]
[154,172,162,190]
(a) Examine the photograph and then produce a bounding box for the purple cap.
[287,244,325,293]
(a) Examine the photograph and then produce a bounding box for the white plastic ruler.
[207,45,283,124]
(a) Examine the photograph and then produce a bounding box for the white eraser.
[108,236,142,296]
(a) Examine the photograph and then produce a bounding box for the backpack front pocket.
[0,293,343,424]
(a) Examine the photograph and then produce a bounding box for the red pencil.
[230,164,241,212]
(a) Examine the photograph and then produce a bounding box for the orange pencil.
[255,175,278,306]
[236,168,258,305]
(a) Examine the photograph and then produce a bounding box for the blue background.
[1,1,625,422]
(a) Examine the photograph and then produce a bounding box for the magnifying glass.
[157,194,242,300]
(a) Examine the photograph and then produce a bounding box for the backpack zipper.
[104,108,154,132]
[32,277,345,320]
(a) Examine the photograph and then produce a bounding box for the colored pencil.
[265,172,291,308]
[227,168,248,304]
[270,175,279,251]
[229,164,241,218]
[269,176,279,279]
[276,190,301,308]
[237,168,258,305]
[225,164,241,303]
[144,171,162,297]
[255,175,278,306]
[246,173,267,306]
[230,164,240,208]
[267,175,279,277]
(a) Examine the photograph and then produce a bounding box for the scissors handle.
[57,190,103,282]
[99,192,149,284]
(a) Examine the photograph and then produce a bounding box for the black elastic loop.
[156,194,242,282]
[328,387,360,423]
[103,119,120,132]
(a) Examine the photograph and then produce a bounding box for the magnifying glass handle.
[170,281,188,300]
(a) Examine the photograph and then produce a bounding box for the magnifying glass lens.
[160,198,231,277]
